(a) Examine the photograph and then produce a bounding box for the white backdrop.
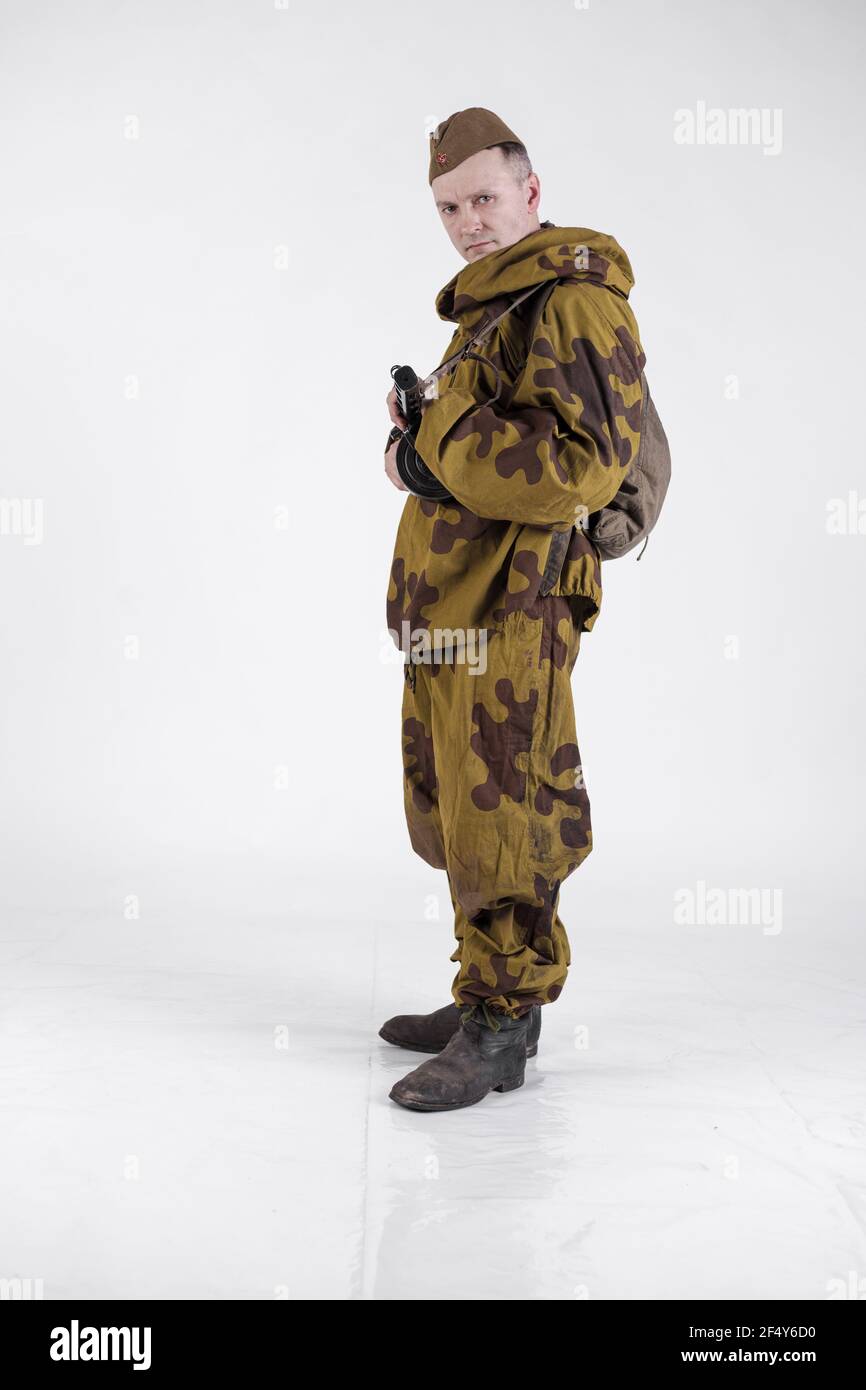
[1,0,864,1301]
[2,0,863,914]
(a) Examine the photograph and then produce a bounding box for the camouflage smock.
[385,222,646,649]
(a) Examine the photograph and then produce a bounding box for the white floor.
[1,862,864,1301]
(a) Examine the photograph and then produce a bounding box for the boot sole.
[379,1028,538,1058]
[389,1073,525,1112]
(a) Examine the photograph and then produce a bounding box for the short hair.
[492,141,533,185]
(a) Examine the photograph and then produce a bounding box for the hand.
[384,434,408,492]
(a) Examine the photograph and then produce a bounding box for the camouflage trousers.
[400,597,592,1019]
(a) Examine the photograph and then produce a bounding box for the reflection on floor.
[2,882,863,1300]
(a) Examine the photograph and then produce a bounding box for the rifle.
[388,364,453,500]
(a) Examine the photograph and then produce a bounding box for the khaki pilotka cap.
[428,107,524,184]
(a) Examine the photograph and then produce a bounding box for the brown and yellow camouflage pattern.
[386,223,645,648]
[401,601,589,1016]
[387,223,645,1017]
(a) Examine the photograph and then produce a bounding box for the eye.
[477,195,493,204]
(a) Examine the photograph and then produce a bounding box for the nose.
[460,208,484,242]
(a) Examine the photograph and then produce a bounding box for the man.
[381,108,646,1112]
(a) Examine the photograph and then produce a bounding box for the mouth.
[467,240,493,251]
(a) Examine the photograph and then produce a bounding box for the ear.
[526,172,541,213]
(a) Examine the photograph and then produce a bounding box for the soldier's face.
[432,147,541,264]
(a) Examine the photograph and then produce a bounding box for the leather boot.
[379,1000,541,1057]
[388,1003,532,1112]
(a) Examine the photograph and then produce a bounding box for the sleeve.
[413,282,646,527]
